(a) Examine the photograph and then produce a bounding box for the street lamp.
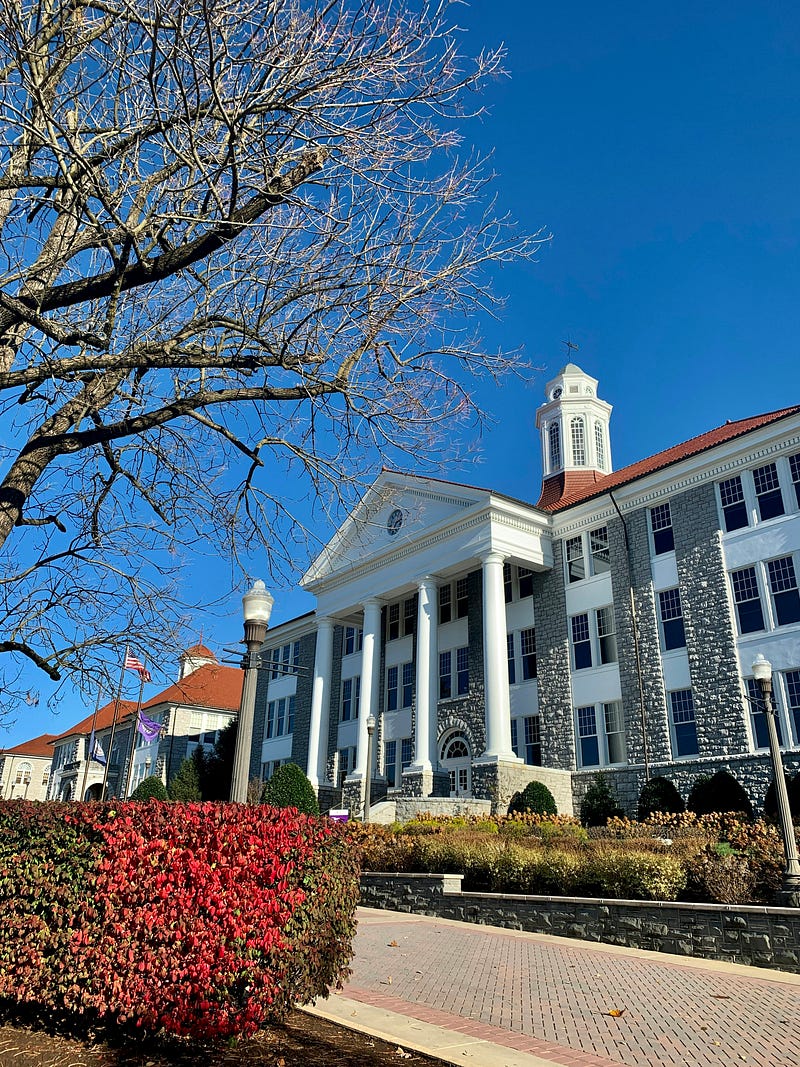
[230,580,274,803]
[752,654,800,905]
[364,714,376,823]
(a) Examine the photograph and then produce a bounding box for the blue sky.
[4,1,800,747]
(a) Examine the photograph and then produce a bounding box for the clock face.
[387,507,403,536]
[551,386,563,400]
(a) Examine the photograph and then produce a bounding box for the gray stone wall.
[533,541,575,771]
[324,625,346,782]
[609,510,671,767]
[435,568,487,761]
[289,630,318,769]
[360,873,800,973]
[672,482,749,756]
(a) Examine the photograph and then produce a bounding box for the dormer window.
[571,417,586,466]
[548,420,561,470]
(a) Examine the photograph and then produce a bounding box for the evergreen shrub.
[128,775,168,801]
[167,751,203,800]
[763,773,800,821]
[637,776,685,820]
[580,773,625,826]
[507,779,558,816]
[687,770,754,819]
[261,762,319,814]
[0,799,359,1040]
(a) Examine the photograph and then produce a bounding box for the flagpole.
[101,646,128,800]
[79,686,103,802]
[122,668,147,799]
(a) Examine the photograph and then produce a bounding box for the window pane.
[670,690,698,756]
[596,606,617,663]
[402,662,414,707]
[549,420,561,469]
[571,417,586,466]
[439,651,452,699]
[731,567,764,633]
[785,670,800,743]
[604,702,626,764]
[719,476,749,532]
[401,738,413,769]
[790,454,800,509]
[524,715,542,766]
[518,566,534,599]
[456,578,469,618]
[753,463,784,520]
[439,584,452,624]
[566,536,585,582]
[571,614,592,670]
[387,666,398,712]
[384,740,397,787]
[650,503,674,554]
[456,646,469,695]
[577,706,599,766]
[590,526,611,574]
[658,588,686,650]
[503,563,513,603]
[521,627,537,679]
[595,422,606,470]
[767,556,800,626]
[507,633,516,684]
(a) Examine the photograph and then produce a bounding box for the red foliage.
[0,800,360,1041]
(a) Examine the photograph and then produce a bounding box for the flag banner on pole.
[137,712,162,743]
[124,652,152,683]
[89,730,107,766]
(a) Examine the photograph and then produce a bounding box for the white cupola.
[535,364,613,479]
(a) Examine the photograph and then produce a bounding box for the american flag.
[124,652,151,684]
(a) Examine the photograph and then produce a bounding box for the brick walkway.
[335,908,800,1067]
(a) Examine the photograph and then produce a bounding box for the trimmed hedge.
[0,800,359,1040]
[508,780,557,816]
[129,775,168,801]
[261,762,319,815]
[688,770,754,819]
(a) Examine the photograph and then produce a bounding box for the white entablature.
[301,470,553,617]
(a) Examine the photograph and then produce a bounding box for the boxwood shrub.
[0,800,359,1041]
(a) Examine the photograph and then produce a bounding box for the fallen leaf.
[388,940,399,947]
[710,994,731,999]
[607,1008,625,1018]
[395,1049,411,1059]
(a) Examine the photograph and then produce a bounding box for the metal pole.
[101,650,128,800]
[122,672,147,799]
[230,620,268,802]
[80,688,103,802]
[759,676,800,905]
[364,717,375,823]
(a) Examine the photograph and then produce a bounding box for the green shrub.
[763,773,800,820]
[687,770,753,819]
[637,776,685,820]
[580,773,624,826]
[129,775,168,801]
[508,779,558,817]
[167,752,203,801]
[261,762,320,815]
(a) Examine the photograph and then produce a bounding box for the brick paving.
[339,908,800,1067]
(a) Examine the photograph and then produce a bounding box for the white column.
[353,598,382,778]
[410,577,438,772]
[306,617,334,789]
[481,551,518,761]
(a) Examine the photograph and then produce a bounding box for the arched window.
[442,735,470,760]
[548,420,561,470]
[571,417,586,466]
[595,422,606,470]
[14,761,31,785]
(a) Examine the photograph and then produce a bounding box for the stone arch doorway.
[439,730,472,797]
[84,783,103,801]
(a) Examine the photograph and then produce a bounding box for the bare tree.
[0,0,545,700]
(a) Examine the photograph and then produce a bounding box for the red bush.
[0,800,360,1040]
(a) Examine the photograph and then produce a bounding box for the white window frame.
[729,554,800,635]
[716,452,800,534]
[564,525,612,584]
[574,701,626,768]
[657,587,686,651]
[569,607,618,671]
[668,689,699,758]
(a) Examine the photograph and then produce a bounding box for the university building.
[249,364,800,816]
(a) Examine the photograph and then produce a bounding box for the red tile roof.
[182,643,217,661]
[0,733,59,758]
[535,407,800,512]
[142,664,242,713]
[54,700,139,741]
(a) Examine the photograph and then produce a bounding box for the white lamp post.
[364,714,376,823]
[752,654,800,905]
[230,580,274,803]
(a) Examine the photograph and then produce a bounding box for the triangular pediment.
[302,471,490,587]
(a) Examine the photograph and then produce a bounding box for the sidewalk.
[307,906,800,1067]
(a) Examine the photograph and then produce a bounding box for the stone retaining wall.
[360,872,800,973]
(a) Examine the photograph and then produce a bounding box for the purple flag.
[137,712,162,743]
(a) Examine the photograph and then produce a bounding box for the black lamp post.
[752,654,800,906]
